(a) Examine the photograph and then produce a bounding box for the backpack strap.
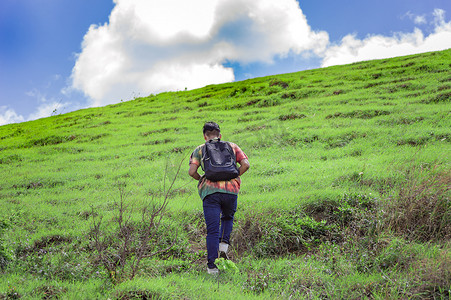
[200,144,206,171]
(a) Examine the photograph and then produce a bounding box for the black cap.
[203,122,220,134]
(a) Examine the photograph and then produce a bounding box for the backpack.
[202,139,239,181]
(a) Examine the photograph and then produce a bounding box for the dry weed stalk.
[90,157,185,283]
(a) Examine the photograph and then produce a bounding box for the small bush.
[233,210,336,257]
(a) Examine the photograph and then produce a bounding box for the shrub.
[233,210,337,257]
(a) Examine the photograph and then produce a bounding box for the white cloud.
[71,0,329,106]
[414,15,427,25]
[403,11,427,25]
[322,9,451,67]
[0,107,25,126]
[0,100,73,126]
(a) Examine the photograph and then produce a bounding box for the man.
[189,122,250,274]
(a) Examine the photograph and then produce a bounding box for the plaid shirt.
[189,141,248,200]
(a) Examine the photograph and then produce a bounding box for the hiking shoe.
[207,267,219,275]
[219,242,229,260]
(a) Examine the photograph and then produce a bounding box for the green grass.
[0,49,450,299]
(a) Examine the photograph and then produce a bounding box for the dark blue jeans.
[203,192,237,269]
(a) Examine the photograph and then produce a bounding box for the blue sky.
[1,0,450,125]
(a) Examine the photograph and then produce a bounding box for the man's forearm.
[191,172,201,180]
[189,163,201,180]
[238,159,250,176]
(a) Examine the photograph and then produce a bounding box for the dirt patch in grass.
[26,135,77,147]
[171,146,190,153]
[13,181,43,189]
[326,110,390,119]
[139,111,155,116]
[281,92,297,99]
[245,99,260,106]
[376,116,425,126]
[141,128,171,136]
[89,120,112,128]
[269,79,289,89]
[33,235,72,250]
[90,133,110,141]
[372,73,382,79]
[16,235,73,257]
[364,82,384,89]
[423,91,451,103]
[143,138,174,146]
[279,113,306,121]
[325,132,366,149]
[332,90,345,95]
[396,136,431,146]
[401,62,415,68]
[245,124,268,131]
[140,127,187,137]
[438,85,450,91]
[0,154,22,164]
[115,290,164,300]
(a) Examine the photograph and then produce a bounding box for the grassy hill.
[0,49,450,299]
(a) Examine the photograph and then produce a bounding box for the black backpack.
[202,139,239,181]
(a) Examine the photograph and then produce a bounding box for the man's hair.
[203,122,220,137]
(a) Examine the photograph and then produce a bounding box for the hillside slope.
[0,49,450,299]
